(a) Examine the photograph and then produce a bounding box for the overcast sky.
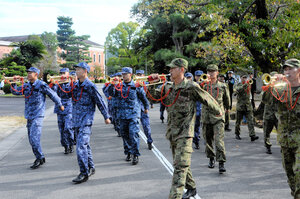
[0,0,138,45]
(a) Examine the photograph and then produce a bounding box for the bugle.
[248,79,253,85]
[198,74,209,82]
[47,74,75,84]
[4,76,27,84]
[134,74,170,86]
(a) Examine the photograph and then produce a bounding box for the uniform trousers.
[169,138,196,199]
[57,114,74,147]
[119,118,140,156]
[74,126,94,176]
[27,117,44,160]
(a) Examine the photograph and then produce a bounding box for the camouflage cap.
[283,58,300,69]
[167,58,188,69]
[207,64,218,71]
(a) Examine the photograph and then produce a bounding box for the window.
[99,54,101,64]
[93,54,96,63]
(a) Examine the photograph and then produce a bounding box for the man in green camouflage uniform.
[148,58,222,199]
[234,74,259,141]
[261,71,278,154]
[202,65,230,173]
[262,58,300,199]
[219,73,231,131]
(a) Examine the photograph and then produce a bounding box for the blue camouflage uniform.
[194,70,203,146]
[136,70,153,144]
[11,67,62,161]
[108,67,149,157]
[51,68,74,150]
[73,62,110,176]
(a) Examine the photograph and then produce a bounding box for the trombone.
[3,76,27,84]
[47,74,76,84]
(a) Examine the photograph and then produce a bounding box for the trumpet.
[3,76,27,84]
[134,74,170,86]
[261,73,276,85]
[47,74,76,84]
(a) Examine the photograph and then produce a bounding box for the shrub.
[100,79,106,83]
[3,84,11,94]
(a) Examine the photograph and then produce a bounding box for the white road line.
[139,130,201,199]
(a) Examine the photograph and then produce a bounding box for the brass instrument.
[134,74,170,86]
[248,79,253,85]
[4,76,27,84]
[47,74,75,84]
[261,73,288,87]
[199,74,210,82]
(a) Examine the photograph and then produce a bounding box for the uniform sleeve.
[107,84,117,97]
[235,83,248,94]
[262,88,277,105]
[10,84,23,95]
[91,86,110,120]
[223,85,231,110]
[102,85,110,98]
[192,84,221,115]
[137,87,150,110]
[43,83,62,107]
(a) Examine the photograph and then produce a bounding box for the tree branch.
[239,0,256,23]
[272,4,288,19]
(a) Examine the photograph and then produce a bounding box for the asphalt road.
[0,84,292,199]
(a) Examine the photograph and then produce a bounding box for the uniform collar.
[123,80,135,86]
[173,78,188,90]
[32,79,39,86]
[77,78,89,87]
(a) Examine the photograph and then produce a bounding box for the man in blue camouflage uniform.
[194,70,203,150]
[136,70,153,150]
[72,62,111,184]
[11,67,63,169]
[102,74,114,121]
[108,67,149,165]
[184,72,193,81]
[51,68,74,154]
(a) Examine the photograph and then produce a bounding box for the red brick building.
[0,35,105,75]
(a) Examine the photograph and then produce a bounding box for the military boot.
[30,158,44,169]
[72,173,88,184]
[208,158,215,168]
[219,161,226,173]
[64,146,69,154]
[235,134,241,140]
[132,155,139,165]
[195,142,200,150]
[266,146,272,154]
[148,143,153,150]
[250,135,259,141]
[69,145,74,153]
[126,153,131,161]
[182,188,197,199]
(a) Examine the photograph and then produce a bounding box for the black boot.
[148,143,153,150]
[30,158,44,169]
[182,188,197,199]
[225,126,231,132]
[161,119,164,123]
[266,146,272,154]
[208,158,215,168]
[69,145,74,153]
[125,153,131,162]
[64,146,69,154]
[235,134,241,140]
[72,173,88,184]
[88,167,96,177]
[195,142,200,150]
[219,161,226,173]
[132,155,139,165]
[250,135,259,141]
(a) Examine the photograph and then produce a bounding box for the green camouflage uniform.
[148,59,221,199]
[202,65,230,163]
[234,81,256,137]
[262,88,278,148]
[262,58,300,199]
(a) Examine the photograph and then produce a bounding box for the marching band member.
[72,62,111,184]
[234,73,259,141]
[50,68,75,154]
[10,67,63,169]
[262,58,300,198]
[108,67,149,165]
[147,58,222,199]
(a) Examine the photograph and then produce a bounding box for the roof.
[0,35,103,47]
